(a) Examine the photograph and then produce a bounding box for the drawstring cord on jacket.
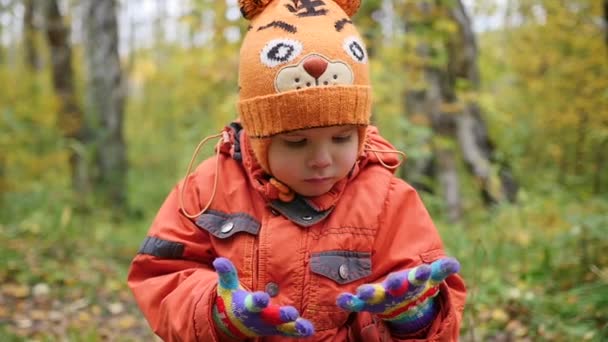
[364,142,407,170]
[270,177,295,202]
[179,131,225,219]
[178,129,297,212]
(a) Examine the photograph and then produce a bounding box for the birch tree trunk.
[45,0,91,198]
[23,0,40,70]
[597,0,608,193]
[403,3,463,222]
[82,0,127,210]
[0,152,5,204]
[604,0,608,46]
[0,22,2,64]
[447,0,518,204]
[0,6,8,200]
[402,0,517,222]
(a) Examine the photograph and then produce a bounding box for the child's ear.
[239,0,273,20]
[332,0,362,17]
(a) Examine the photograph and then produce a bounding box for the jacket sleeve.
[372,178,467,342]
[127,161,225,342]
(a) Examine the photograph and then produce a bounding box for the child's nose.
[308,147,331,169]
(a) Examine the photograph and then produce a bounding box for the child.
[127,0,466,341]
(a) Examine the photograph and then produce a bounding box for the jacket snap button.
[265,282,279,297]
[302,215,313,221]
[339,264,349,280]
[220,221,234,233]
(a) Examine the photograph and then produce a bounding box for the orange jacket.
[128,123,466,341]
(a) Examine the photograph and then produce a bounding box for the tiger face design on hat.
[237,0,371,173]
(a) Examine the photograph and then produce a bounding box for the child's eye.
[283,139,307,148]
[333,135,352,143]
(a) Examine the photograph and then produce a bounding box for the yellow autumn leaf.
[30,309,48,320]
[514,230,530,247]
[490,308,509,323]
[506,320,528,337]
[118,315,138,329]
[2,283,30,298]
[583,331,596,340]
[78,311,92,323]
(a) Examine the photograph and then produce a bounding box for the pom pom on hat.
[239,0,274,20]
[332,0,361,17]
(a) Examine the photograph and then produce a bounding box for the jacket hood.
[218,123,405,211]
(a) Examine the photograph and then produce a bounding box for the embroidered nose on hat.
[237,0,372,173]
[275,53,354,92]
[303,55,327,79]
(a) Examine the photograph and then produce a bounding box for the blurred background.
[0,0,607,340]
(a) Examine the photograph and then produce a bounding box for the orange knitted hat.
[238,0,372,173]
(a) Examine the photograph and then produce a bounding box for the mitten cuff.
[213,299,254,340]
[382,295,439,335]
[212,304,245,340]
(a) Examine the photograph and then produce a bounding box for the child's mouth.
[304,177,332,184]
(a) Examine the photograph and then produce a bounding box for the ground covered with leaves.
[0,192,157,341]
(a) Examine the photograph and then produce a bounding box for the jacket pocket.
[310,251,372,284]
[195,209,260,239]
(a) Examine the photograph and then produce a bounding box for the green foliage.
[441,190,608,341]
[0,66,68,193]
[478,0,608,195]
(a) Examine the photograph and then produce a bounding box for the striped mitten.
[212,257,314,339]
[336,258,460,335]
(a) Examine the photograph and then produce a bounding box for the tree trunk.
[402,2,463,222]
[594,137,607,194]
[23,0,40,70]
[403,89,435,194]
[0,154,5,204]
[574,111,588,174]
[0,16,3,63]
[604,0,608,47]
[446,0,518,204]
[0,7,5,201]
[601,1,608,194]
[401,0,517,221]
[83,0,127,210]
[403,57,463,222]
[45,0,91,199]
[437,148,461,221]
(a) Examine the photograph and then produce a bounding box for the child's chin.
[297,184,335,197]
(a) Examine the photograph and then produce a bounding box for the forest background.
[1,0,607,341]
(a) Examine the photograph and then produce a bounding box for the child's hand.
[212,257,314,339]
[336,258,460,333]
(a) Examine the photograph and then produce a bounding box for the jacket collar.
[222,123,402,226]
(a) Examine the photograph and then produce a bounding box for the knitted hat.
[238,0,372,173]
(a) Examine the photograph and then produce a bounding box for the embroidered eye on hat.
[237,0,372,173]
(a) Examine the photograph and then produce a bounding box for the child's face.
[268,125,359,197]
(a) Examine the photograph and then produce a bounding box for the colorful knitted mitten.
[212,257,315,339]
[336,258,460,335]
